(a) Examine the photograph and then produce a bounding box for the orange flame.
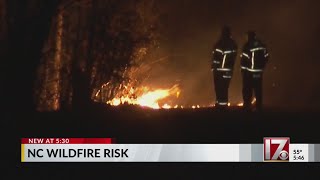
[106,85,180,109]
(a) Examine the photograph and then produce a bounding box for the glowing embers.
[236,98,256,107]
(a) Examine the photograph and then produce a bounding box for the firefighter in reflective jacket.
[211,26,237,108]
[240,31,269,111]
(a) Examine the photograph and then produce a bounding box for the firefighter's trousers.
[214,71,232,106]
[242,70,263,110]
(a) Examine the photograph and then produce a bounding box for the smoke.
[147,0,320,110]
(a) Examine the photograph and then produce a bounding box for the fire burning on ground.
[94,83,185,109]
[107,85,181,109]
[94,82,253,109]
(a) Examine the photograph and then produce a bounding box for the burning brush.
[94,82,181,109]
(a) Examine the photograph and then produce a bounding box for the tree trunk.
[4,0,61,112]
[72,0,96,111]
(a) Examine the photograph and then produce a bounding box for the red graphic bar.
[21,138,113,144]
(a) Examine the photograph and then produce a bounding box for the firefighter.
[211,26,238,108]
[240,31,269,111]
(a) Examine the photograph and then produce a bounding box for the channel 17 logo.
[264,137,290,161]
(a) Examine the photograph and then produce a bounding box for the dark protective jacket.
[240,39,269,72]
[212,37,238,72]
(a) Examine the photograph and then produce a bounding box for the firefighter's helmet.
[247,31,257,40]
[221,26,231,38]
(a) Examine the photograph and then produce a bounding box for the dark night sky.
[148,0,320,110]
